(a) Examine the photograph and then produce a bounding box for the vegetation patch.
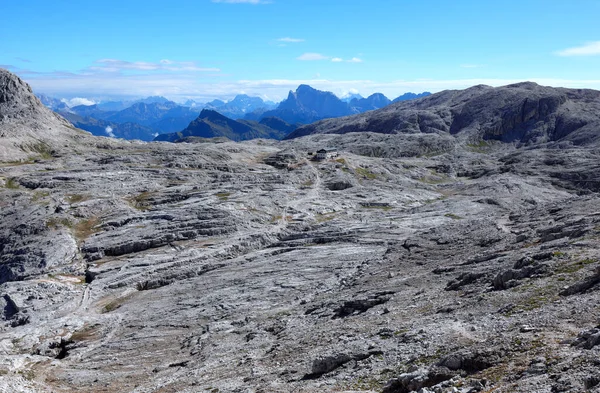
[4,177,20,189]
[556,258,596,274]
[27,141,55,160]
[316,212,337,223]
[101,293,135,313]
[70,324,102,342]
[31,190,50,202]
[66,194,90,204]
[271,215,293,223]
[127,191,154,211]
[445,213,463,220]
[215,192,230,201]
[354,166,378,180]
[46,217,73,229]
[467,140,492,153]
[74,217,101,240]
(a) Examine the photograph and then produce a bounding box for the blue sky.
[2,0,600,103]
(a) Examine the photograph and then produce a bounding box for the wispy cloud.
[297,53,330,61]
[555,41,600,56]
[277,37,304,43]
[298,54,364,63]
[15,57,32,63]
[347,57,363,63]
[89,59,220,73]
[211,0,271,3]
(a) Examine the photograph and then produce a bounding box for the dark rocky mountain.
[349,92,391,113]
[285,82,600,147]
[258,116,298,135]
[154,109,287,142]
[258,84,352,124]
[392,91,432,102]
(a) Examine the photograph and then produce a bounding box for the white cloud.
[277,37,304,43]
[297,53,330,61]
[90,59,220,73]
[347,57,363,63]
[61,97,96,107]
[331,57,343,62]
[555,41,600,56]
[212,0,270,3]
[105,126,115,138]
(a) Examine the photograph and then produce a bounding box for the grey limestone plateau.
[1,68,600,393]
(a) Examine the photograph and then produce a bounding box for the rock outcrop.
[0,68,94,161]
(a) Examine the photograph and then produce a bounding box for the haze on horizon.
[1,0,600,102]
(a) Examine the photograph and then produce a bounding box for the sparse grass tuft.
[271,215,292,223]
[355,167,378,180]
[316,212,336,223]
[4,177,20,189]
[215,192,230,201]
[74,217,101,240]
[70,324,101,341]
[66,194,90,204]
[28,141,54,160]
[556,258,596,274]
[467,140,491,153]
[444,213,463,220]
[46,217,73,229]
[128,191,154,211]
[100,293,135,313]
[32,190,50,202]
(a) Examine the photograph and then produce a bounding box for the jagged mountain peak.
[0,68,94,161]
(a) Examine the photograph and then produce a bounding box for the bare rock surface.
[1,70,600,392]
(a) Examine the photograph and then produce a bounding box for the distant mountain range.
[36,87,430,142]
[248,85,431,125]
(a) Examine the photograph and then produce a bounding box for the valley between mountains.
[1,69,600,393]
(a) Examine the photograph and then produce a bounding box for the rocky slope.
[1,70,600,393]
[0,69,95,161]
[285,82,600,148]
